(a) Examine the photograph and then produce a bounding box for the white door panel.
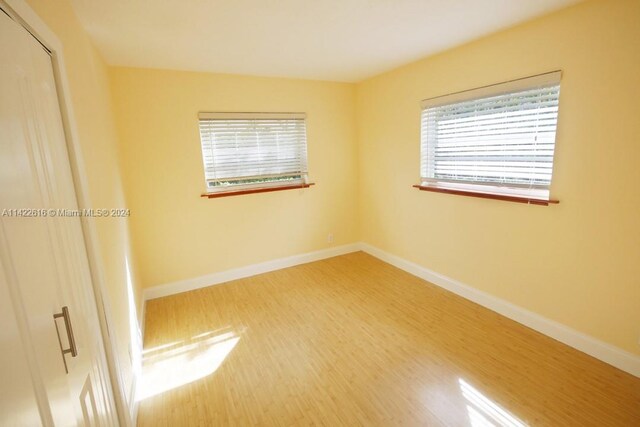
[0,258,43,426]
[0,9,75,425]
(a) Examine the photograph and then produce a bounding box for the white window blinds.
[420,71,561,200]
[198,112,308,191]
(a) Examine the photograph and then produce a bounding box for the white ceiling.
[70,0,581,82]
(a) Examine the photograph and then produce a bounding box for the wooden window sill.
[201,183,315,198]
[412,184,559,206]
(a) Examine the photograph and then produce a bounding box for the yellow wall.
[356,0,640,355]
[25,0,142,408]
[109,68,359,289]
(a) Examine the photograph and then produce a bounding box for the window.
[419,71,561,203]
[198,112,309,194]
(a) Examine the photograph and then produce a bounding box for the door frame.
[0,1,132,425]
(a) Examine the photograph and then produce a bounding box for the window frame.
[197,112,311,197]
[417,71,562,205]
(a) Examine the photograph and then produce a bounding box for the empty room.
[1,0,639,425]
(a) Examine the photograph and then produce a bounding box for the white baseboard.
[359,242,640,378]
[143,243,362,300]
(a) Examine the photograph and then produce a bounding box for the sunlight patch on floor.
[459,378,527,427]
[142,341,182,355]
[137,329,241,401]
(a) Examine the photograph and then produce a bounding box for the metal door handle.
[53,306,77,373]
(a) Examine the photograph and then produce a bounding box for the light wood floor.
[138,252,640,426]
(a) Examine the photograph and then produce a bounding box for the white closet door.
[0,8,116,427]
[0,259,43,426]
